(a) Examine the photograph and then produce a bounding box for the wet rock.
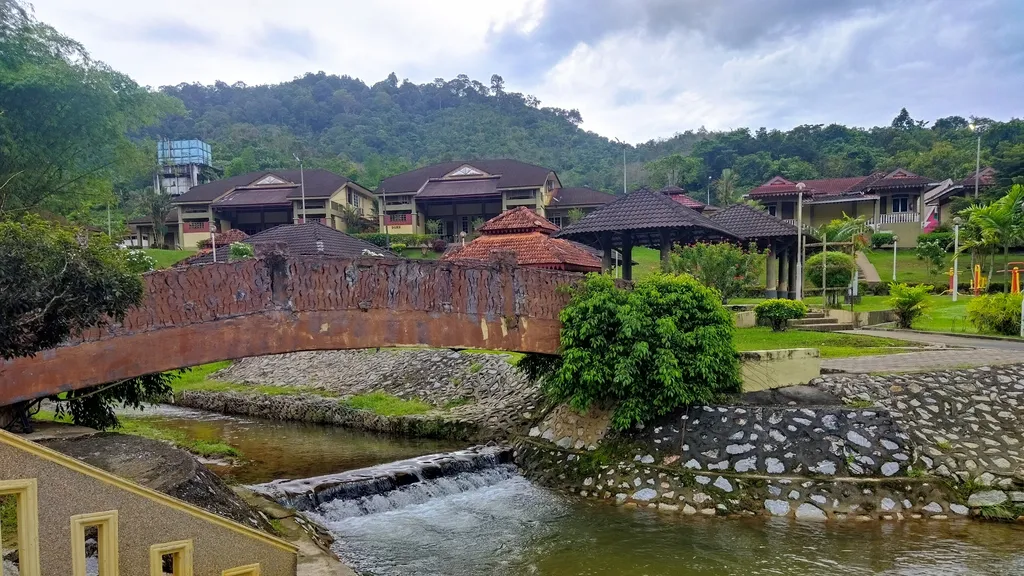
[967,490,1008,507]
[631,488,657,502]
[795,503,827,520]
[764,500,790,516]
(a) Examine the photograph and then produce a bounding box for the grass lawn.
[399,248,442,260]
[169,361,338,398]
[912,295,976,334]
[144,248,195,269]
[734,327,918,358]
[343,392,433,416]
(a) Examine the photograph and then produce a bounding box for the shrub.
[123,249,156,273]
[390,242,407,252]
[353,232,389,247]
[229,242,254,261]
[353,233,437,248]
[754,299,809,331]
[915,239,947,279]
[870,231,896,249]
[887,283,933,329]
[431,238,448,253]
[967,293,1023,336]
[520,273,741,430]
[666,242,766,303]
[425,219,442,235]
[805,251,855,305]
[917,232,954,252]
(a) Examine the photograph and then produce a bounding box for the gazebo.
[554,187,741,280]
[709,203,802,299]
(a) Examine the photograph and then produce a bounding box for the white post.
[211,226,217,263]
[300,161,306,223]
[1019,295,1023,338]
[953,224,959,302]
[822,232,827,308]
[892,239,898,282]
[795,190,804,300]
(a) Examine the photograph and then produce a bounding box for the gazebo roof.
[554,187,741,248]
[478,206,559,234]
[708,203,799,241]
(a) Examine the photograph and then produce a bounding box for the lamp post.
[892,235,899,282]
[706,175,712,205]
[952,217,962,302]
[795,183,805,300]
[293,154,306,224]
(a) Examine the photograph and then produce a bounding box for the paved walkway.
[821,330,1024,374]
[854,250,882,283]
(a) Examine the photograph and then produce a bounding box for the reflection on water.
[324,475,1024,576]
[118,404,465,484]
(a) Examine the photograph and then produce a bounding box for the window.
[149,540,194,576]
[767,205,777,217]
[187,221,206,230]
[891,196,909,213]
[222,565,261,576]
[780,202,795,219]
[461,216,470,233]
[71,510,118,576]
[0,479,40,576]
[546,180,554,191]
[506,190,535,200]
[550,216,562,227]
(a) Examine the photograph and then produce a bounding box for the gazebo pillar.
[765,242,779,298]
[778,246,790,299]
[600,231,613,272]
[659,228,673,271]
[622,231,634,281]
[787,248,798,299]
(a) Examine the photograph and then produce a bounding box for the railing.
[878,212,920,224]
[385,214,413,225]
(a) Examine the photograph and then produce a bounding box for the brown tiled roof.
[708,203,798,240]
[128,210,178,225]
[377,160,554,194]
[478,207,559,235]
[174,169,351,203]
[416,177,500,199]
[861,169,939,190]
[955,167,997,188]
[748,175,875,198]
[441,232,601,272]
[549,187,617,208]
[211,186,294,207]
[659,186,707,210]
[555,187,740,243]
[182,222,395,265]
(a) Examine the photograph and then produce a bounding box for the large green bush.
[352,233,436,247]
[521,273,741,430]
[870,231,896,249]
[805,251,855,305]
[887,283,933,329]
[967,293,1023,336]
[754,299,808,331]
[666,241,765,303]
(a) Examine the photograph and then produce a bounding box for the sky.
[31,0,1024,143]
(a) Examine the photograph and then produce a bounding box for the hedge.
[352,233,438,248]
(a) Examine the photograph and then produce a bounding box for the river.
[136,406,1024,576]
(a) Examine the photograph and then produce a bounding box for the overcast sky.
[31,0,1024,142]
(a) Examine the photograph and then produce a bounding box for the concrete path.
[855,250,882,283]
[821,329,1024,374]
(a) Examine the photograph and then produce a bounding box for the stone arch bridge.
[0,253,576,407]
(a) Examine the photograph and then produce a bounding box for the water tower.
[155,139,212,195]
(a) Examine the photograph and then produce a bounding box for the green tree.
[566,208,586,224]
[135,190,175,248]
[805,251,856,306]
[915,239,947,283]
[958,184,1024,290]
[712,168,740,206]
[520,274,740,430]
[666,242,766,303]
[887,283,933,329]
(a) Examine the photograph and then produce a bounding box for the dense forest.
[152,73,1024,202]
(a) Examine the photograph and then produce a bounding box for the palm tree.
[958,184,1024,291]
[713,169,739,206]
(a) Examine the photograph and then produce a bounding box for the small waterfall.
[251,444,513,512]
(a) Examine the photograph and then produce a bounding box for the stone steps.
[789,316,837,326]
[794,322,855,332]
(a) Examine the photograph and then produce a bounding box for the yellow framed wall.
[0,478,41,576]
[150,540,194,576]
[70,510,118,576]
[222,564,261,576]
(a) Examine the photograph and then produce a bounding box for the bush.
[229,242,254,261]
[870,231,896,249]
[805,251,855,305]
[123,249,155,273]
[431,238,448,253]
[917,231,954,252]
[754,299,809,331]
[353,233,436,248]
[887,283,933,329]
[666,242,766,303]
[967,293,1023,336]
[390,242,407,252]
[915,239,948,279]
[520,273,741,430]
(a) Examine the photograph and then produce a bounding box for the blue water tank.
[157,139,212,166]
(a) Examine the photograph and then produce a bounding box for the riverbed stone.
[950,503,969,516]
[764,500,790,516]
[922,502,944,514]
[795,503,827,520]
[632,488,657,502]
[967,490,1008,507]
[713,477,733,492]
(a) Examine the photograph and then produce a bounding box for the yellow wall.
[181,232,209,249]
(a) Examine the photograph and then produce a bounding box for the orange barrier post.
[1012,266,1020,295]
[973,264,982,296]
[948,267,955,293]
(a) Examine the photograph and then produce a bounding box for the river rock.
[967,490,1008,507]
[632,488,657,502]
[764,500,790,516]
[795,503,827,520]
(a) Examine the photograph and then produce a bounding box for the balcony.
[385,214,413,225]
[878,212,920,224]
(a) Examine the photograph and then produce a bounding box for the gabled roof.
[415,176,500,199]
[748,175,875,198]
[182,222,395,265]
[211,186,294,207]
[555,187,740,242]
[549,187,617,208]
[955,167,997,188]
[441,232,601,271]
[708,203,799,240]
[659,186,707,210]
[174,169,353,204]
[478,206,559,234]
[377,160,555,194]
[861,168,939,190]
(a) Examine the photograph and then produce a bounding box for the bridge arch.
[0,253,575,406]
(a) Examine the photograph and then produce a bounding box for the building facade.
[132,169,376,249]
[375,160,615,238]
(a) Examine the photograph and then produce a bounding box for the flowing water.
[140,406,1024,575]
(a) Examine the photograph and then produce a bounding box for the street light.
[953,216,962,302]
[293,154,306,224]
[968,124,981,200]
[892,235,899,282]
[706,175,712,205]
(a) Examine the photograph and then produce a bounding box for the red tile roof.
[478,206,559,234]
[441,232,601,272]
[659,186,707,210]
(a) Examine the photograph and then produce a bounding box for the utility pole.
[953,218,961,302]
[795,184,805,300]
[293,154,306,223]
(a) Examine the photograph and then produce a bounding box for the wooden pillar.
[765,241,779,298]
[622,231,634,281]
[659,228,673,272]
[778,246,790,298]
[601,231,613,272]
[788,247,798,299]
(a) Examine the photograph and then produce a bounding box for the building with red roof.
[440,207,602,272]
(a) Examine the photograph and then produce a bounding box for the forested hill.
[151,72,1024,197]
